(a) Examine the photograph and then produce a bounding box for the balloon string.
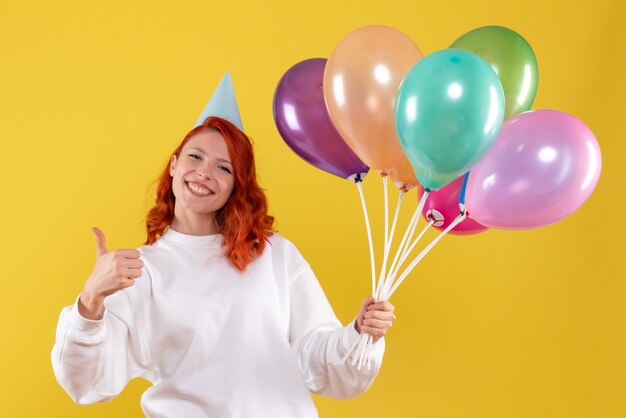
[399,191,430,269]
[380,208,418,299]
[346,186,405,367]
[341,332,361,364]
[388,212,467,299]
[354,335,370,369]
[373,177,404,301]
[358,186,405,368]
[358,191,426,367]
[381,176,390,294]
[356,182,376,297]
[403,220,435,267]
[375,190,404,300]
[351,333,369,366]
[357,334,370,369]
[383,191,429,298]
[384,176,388,266]
[387,189,404,256]
[382,219,434,300]
[384,199,420,293]
[366,335,373,370]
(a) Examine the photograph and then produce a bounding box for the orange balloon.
[324,26,423,171]
[389,154,419,192]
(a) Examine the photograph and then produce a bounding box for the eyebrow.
[188,147,232,164]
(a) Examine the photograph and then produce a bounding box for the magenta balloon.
[273,58,369,180]
[465,110,602,229]
[418,176,489,235]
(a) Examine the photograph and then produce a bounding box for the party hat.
[194,72,243,131]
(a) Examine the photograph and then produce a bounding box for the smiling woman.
[147,117,272,271]
[170,129,236,233]
[174,132,233,191]
[50,77,396,418]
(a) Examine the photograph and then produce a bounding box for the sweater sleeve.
[51,285,151,404]
[287,247,385,399]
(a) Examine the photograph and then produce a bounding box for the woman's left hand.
[355,296,396,342]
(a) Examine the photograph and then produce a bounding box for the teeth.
[187,182,212,196]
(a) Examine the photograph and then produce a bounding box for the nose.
[196,163,213,180]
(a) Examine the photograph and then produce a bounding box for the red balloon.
[418,176,488,235]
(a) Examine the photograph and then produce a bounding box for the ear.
[169,155,177,177]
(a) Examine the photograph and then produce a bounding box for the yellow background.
[1,0,624,416]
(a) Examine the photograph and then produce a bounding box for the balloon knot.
[352,173,364,183]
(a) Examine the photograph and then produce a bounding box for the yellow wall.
[1,0,624,416]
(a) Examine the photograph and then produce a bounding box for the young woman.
[52,116,396,418]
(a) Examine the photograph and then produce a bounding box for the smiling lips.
[186,181,215,197]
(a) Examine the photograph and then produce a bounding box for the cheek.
[226,178,236,196]
[170,171,184,198]
[219,173,235,193]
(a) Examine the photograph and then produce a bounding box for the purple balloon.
[418,176,489,235]
[273,58,369,180]
[465,110,602,229]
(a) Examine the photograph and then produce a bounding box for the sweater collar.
[160,227,223,248]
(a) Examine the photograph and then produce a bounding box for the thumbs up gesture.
[78,227,144,320]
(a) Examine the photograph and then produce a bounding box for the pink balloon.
[465,110,602,229]
[418,176,489,235]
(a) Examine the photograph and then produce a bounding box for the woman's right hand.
[78,227,144,320]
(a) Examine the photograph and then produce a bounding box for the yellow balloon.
[323,25,423,171]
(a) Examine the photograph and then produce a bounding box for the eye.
[188,153,202,161]
[219,165,232,174]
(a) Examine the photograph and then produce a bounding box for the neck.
[170,208,219,236]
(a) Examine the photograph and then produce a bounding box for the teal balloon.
[395,49,505,190]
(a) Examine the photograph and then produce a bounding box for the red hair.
[145,116,275,271]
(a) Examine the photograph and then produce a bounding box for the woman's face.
[169,129,235,222]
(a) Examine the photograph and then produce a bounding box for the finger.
[364,310,396,321]
[92,227,108,257]
[124,268,143,279]
[360,296,376,309]
[359,326,385,340]
[114,249,142,259]
[366,300,394,311]
[357,296,376,328]
[367,300,395,312]
[122,258,144,269]
[363,317,394,329]
[120,278,136,288]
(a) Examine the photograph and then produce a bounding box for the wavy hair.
[145,116,275,271]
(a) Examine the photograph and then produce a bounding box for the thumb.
[92,227,108,257]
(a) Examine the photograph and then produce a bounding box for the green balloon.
[451,26,538,120]
[395,49,505,190]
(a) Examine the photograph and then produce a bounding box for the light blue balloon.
[395,49,504,190]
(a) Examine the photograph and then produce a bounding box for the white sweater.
[52,229,384,417]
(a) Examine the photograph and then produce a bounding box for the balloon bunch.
[273,25,602,368]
